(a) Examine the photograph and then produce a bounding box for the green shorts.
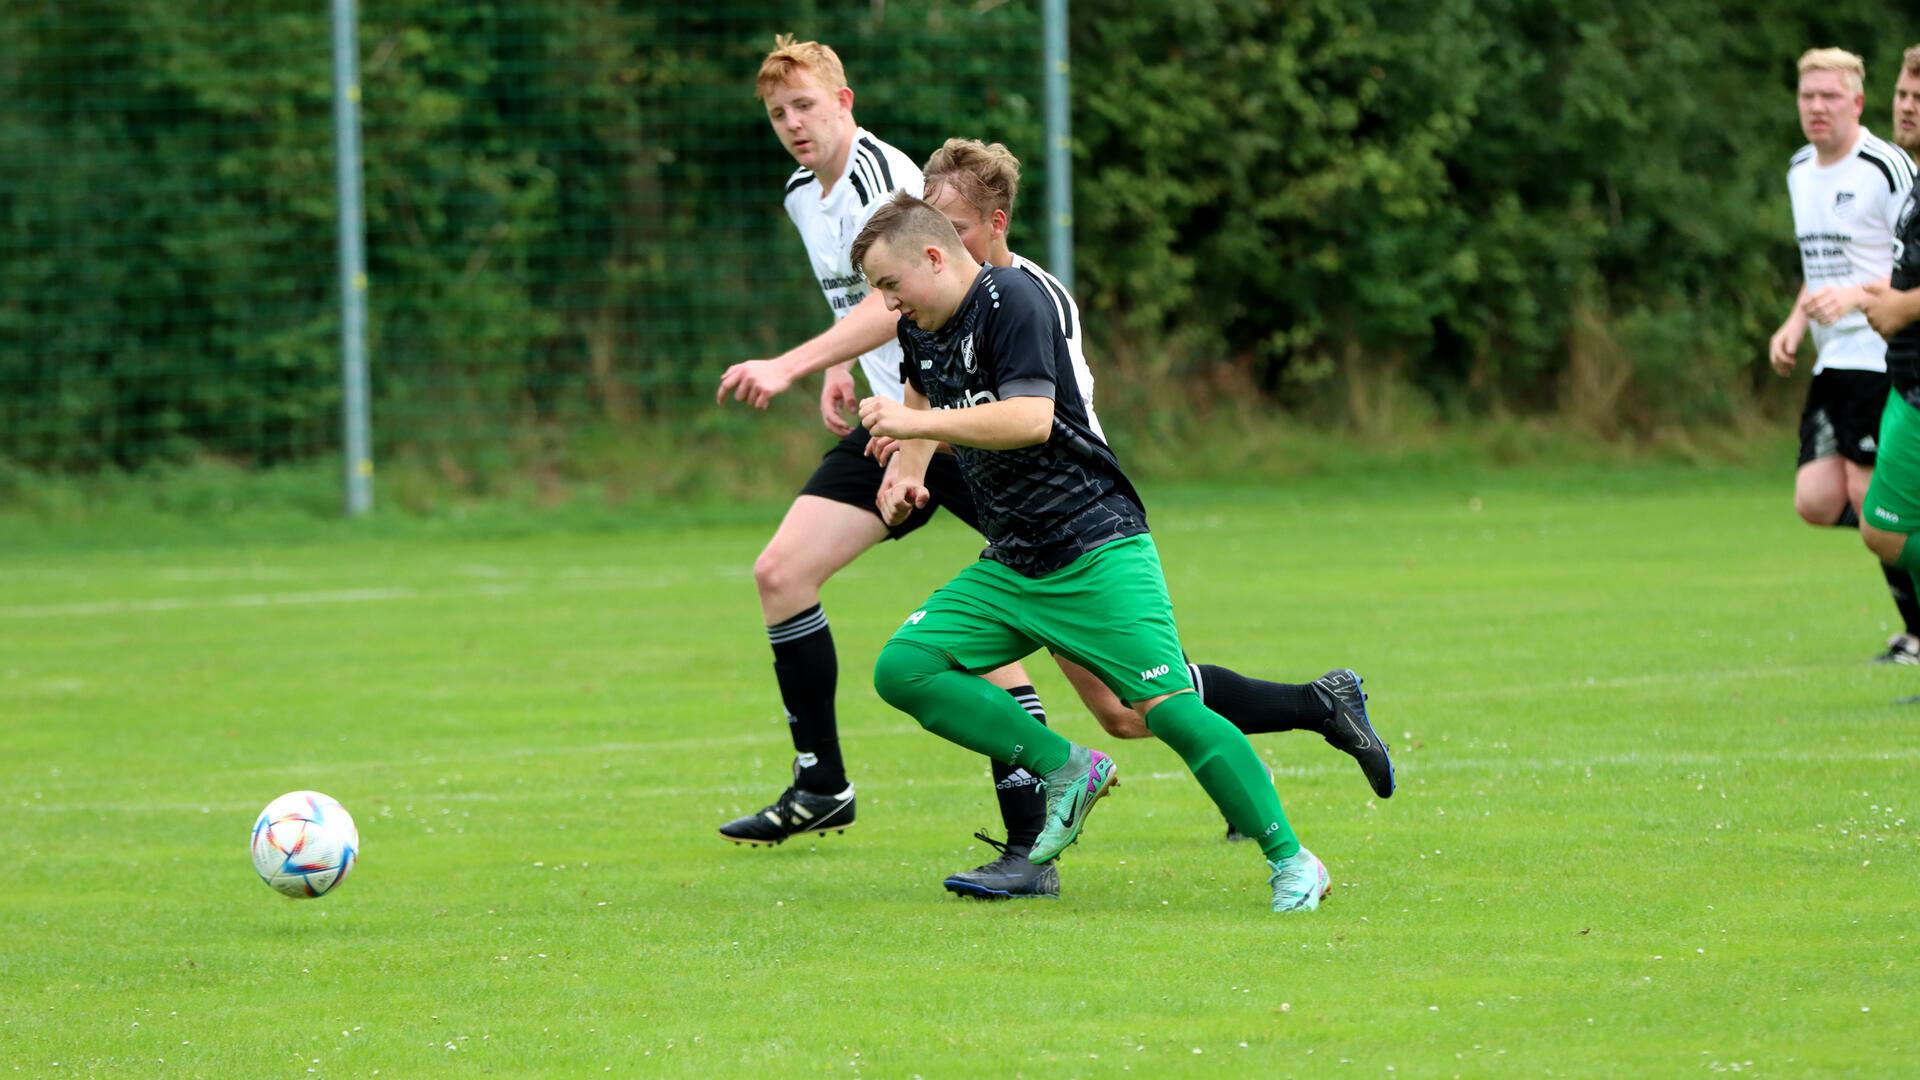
[1864,392,1920,533]
[887,533,1192,705]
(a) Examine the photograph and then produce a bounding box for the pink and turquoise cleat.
[1268,846,1331,912]
[1029,747,1117,864]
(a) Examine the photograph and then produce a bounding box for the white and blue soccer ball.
[251,790,359,899]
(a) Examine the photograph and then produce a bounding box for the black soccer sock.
[1189,663,1332,736]
[993,684,1048,853]
[1884,562,1920,637]
[768,604,846,793]
[1835,505,1862,529]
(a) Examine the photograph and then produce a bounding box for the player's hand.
[1803,285,1862,327]
[858,395,924,440]
[1768,322,1802,376]
[865,434,902,466]
[820,367,857,436]
[876,476,931,526]
[1862,283,1918,339]
[716,359,792,409]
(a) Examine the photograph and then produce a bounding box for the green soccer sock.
[873,640,1073,775]
[1146,691,1300,861]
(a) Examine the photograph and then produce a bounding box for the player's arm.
[1804,276,1890,326]
[1770,282,1811,375]
[873,383,939,525]
[863,393,1053,450]
[1862,281,1920,339]
[716,291,896,407]
[865,273,1062,450]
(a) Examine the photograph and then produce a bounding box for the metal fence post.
[1043,0,1073,294]
[331,0,372,516]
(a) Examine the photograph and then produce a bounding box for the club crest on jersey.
[1834,190,1855,215]
[960,333,978,373]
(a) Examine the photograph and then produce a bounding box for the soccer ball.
[251,790,359,899]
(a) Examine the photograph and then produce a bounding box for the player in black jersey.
[907,139,1392,872]
[1858,49,1920,594]
[721,124,1393,901]
[852,193,1333,913]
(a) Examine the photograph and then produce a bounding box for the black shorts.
[797,428,983,539]
[1799,368,1891,468]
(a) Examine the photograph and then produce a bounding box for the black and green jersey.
[1888,188,1920,404]
[898,265,1145,577]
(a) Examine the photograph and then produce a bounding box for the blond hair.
[1798,47,1866,94]
[1904,44,1920,77]
[924,138,1022,219]
[850,193,964,278]
[756,34,848,101]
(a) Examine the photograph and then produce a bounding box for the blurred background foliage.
[1,0,1913,489]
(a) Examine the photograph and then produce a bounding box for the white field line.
[15,743,1919,815]
[0,573,691,619]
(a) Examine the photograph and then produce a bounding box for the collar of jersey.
[820,126,873,198]
[1812,127,1868,169]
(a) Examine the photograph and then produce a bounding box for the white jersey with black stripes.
[1786,127,1916,373]
[782,128,924,401]
[1009,252,1104,442]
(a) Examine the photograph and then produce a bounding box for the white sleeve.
[1881,157,1917,237]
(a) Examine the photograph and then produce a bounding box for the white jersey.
[782,128,923,401]
[1787,128,1916,373]
[1009,252,1105,442]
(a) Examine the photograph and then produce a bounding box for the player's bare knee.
[1094,697,1151,738]
[1096,709,1152,739]
[1863,524,1906,564]
[750,547,782,597]
[1794,490,1842,526]
[751,546,813,608]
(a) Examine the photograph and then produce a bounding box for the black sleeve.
[898,320,924,396]
[982,271,1058,401]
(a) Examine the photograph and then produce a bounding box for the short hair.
[1904,44,1920,77]
[850,193,964,279]
[1798,47,1866,94]
[924,138,1022,220]
[756,34,848,101]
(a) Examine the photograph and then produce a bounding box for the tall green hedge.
[1072,0,1915,425]
[1,0,1914,471]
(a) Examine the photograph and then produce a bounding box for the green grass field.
[4,463,1916,1076]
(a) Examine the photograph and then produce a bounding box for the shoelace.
[1270,856,1320,896]
[970,831,1030,868]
